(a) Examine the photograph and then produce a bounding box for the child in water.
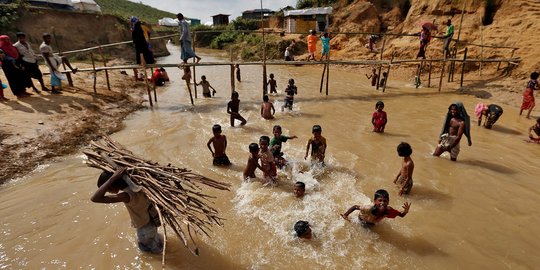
[341,189,410,228]
[267,73,277,94]
[528,118,540,143]
[282,78,298,111]
[196,75,217,97]
[207,124,231,166]
[294,220,312,239]
[293,181,306,198]
[243,143,262,181]
[365,68,378,87]
[379,72,388,88]
[259,135,277,185]
[227,91,247,127]
[304,125,327,165]
[260,95,275,120]
[270,125,298,169]
[393,142,414,196]
[91,168,163,253]
[371,101,387,133]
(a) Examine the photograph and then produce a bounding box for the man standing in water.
[433,102,472,161]
[177,13,201,63]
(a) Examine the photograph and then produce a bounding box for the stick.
[460,47,468,87]
[382,53,393,92]
[90,52,97,93]
[151,68,157,102]
[376,36,386,90]
[192,31,198,99]
[325,54,330,96]
[319,63,327,93]
[140,53,153,107]
[428,61,432,87]
[438,59,446,92]
[99,46,111,91]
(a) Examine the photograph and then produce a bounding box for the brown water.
[1,44,540,269]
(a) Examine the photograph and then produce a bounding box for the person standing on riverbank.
[307,30,317,61]
[177,13,201,64]
[40,33,77,93]
[320,32,331,61]
[442,19,454,58]
[0,49,32,97]
[13,32,49,92]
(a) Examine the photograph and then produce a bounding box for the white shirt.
[179,20,192,42]
[39,42,61,70]
[13,41,37,63]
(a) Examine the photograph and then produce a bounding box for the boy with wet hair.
[270,125,298,169]
[371,101,387,133]
[282,78,298,111]
[293,181,306,198]
[267,73,277,94]
[259,135,277,185]
[243,143,262,181]
[294,220,312,239]
[261,95,275,119]
[91,168,163,254]
[227,91,247,127]
[394,142,414,196]
[196,75,217,97]
[305,125,327,165]
[207,124,231,166]
[341,189,410,228]
[379,72,388,88]
[528,118,540,143]
[365,68,378,87]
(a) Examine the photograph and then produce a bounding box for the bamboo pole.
[319,63,327,93]
[261,0,268,96]
[192,31,198,98]
[428,61,432,87]
[325,53,330,95]
[455,1,466,48]
[99,46,111,91]
[382,53,394,92]
[376,36,386,90]
[460,47,468,87]
[182,68,194,105]
[438,59,446,92]
[140,53,153,107]
[229,48,235,93]
[90,52,97,93]
[151,67,157,102]
[480,25,483,77]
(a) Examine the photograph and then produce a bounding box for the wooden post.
[99,46,111,90]
[230,49,235,93]
[447,49,454,83]
[455,1,466,47]
[428,61,432,87]
[90,52,97,93]
[185,80,194,105]
[450,47,457,82]
[319,64,327,93]
[460,47,468,87]
[261,0,268,96]
[382,53,393,92]
[325,53,330,95]
[479,25,483,77]
[376,36,386,90]
[140,53,153,107]
[192,31,197,98]
[151,68,157,102]
[438,60,446,92]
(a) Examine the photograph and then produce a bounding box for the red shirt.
[385,208,401,218]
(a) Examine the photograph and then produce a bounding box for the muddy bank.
[0,62,146,184]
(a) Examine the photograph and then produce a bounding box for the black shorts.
[22,61,43,79]
[284,98,294,108]
[213,155,231,166]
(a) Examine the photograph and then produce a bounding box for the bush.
[193,24,223,47]
[0,4,20,33]
[231,17,259,31]
[210,31,238,49]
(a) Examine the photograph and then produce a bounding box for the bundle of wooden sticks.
[83,135,230,257]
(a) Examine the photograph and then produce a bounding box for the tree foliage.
[230,17,259,31]
[296,0,337,9]
[94,0,175,25]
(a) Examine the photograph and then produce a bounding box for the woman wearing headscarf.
[132,19,155,80]
[0,35,20,59]
[0,48,32,97]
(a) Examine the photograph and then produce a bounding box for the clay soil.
[0,62,146,184]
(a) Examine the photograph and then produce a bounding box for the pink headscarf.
[0,35,19,59]
[474,103,487,118]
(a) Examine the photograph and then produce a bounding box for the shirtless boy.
[196,75,217,97]
[259,136,277,185]
[227,91,247,127]
[341,189,410,228]
[433,103,472,161]
[365,68,378,87]
[304,125,327,165]
[207,124,231,166]
[394,142,414,196]
[243,143,262,181]
[282,79,298,111]
[267,73,277,94]
[261,95,275,119]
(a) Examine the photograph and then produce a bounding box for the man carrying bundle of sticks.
[91,167,163,254]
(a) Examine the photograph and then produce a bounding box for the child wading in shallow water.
[207,124,231,166]
[371,101,387,133]
[259,136,277,185]
[227,91,247,127]
[196,75,217,97]
[304,125,327,166]
[394,142,414,196]
[243,143,262,181]
[261,95,275,120]
[341,189,410,228]
[270,125,297,169]
[365,68,378,87]
[267,73,277,94]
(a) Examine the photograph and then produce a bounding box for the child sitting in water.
[305,125,327,165]
[261,95,275,119]
[267,73,277,94]
[207,124,231,166]
[394,142,414,196]
[196,75,217,97]
[294,220,312,239]
[528,118,540,143]
[259,136,277,185]
[293,181,305,198]
[227,91,247,127]
[243,143,262,181]
[341,189,410,228]
[282,78,298,111]
[365,68,378,87]
[371,101,387,133]
[91,168,163,254]
[270,125,298,169]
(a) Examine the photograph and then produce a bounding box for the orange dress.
[521,79,538,110]
[307,35,318,53]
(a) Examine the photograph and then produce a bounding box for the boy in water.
[304,125,327,165]
[341,189,410,228]
[91,168,163,253]
[294,220,312,239]
[293,181,306,198]
[259,135,277,185]
[196,75,217,97]
[433,102,472,161]
[528,118,540,143]
[235,64,241,82]
[365,68,378,87]
[267,73,277,94]
[394,142,414,196]
[227,91,247,127]
[371,101,387,133]
[282,78,298,111]
[260,95,275,119]
[270,125,298,169]
[475,103,503,129]
[379,72,388,88]
[207,124,231,166]
[243,143,262,181]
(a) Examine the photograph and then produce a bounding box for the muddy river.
[1,44,539,269]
